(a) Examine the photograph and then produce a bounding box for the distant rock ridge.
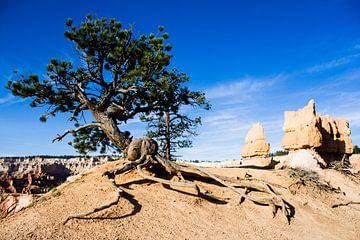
[0,156,114,195]
[0,156,112,178]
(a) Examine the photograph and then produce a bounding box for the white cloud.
[0,94,26,106]
[0,94,15,105]
[306,54,359,73]
[175,75,287,161]
[205,74,286,100]
[203,112,237,125]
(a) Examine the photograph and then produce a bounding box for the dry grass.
[329,161,360,184]
[288,168,341,194]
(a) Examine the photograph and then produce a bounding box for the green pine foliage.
[6,15,206,155]
[144,113,203,160]
[269,150,289,157]
[354,145,360,154]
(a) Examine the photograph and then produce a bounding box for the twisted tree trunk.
[93,112,131,152]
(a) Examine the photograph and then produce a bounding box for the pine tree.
[7,15,186,155]
[141,69,210,160]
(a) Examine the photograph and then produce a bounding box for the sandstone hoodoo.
[281,99,354,156]
[241,123,270,158]
[280,99,354,168]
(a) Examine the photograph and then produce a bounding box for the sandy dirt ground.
[0,159,359,240]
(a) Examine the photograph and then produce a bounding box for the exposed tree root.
[332,201,360,208]
[64,137,294,225]
[63,177,122,224]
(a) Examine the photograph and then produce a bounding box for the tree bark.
[165,111,171,161]
[93,112,131,152]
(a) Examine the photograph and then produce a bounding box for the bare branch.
[52,122,102,143]
[76,83,94,110]
[70,103,88,121]
[116,86,139,94]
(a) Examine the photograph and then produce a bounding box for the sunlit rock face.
[281,100,322,150]
[0,194,33,218]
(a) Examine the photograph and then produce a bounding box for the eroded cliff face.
[0,156,111,177]
[0,156,112,194]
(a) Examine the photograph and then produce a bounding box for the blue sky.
[1,0,360,160]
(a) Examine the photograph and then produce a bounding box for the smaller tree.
[144,111,201,160]
[354,145,360,154]
[141,71,210,160]
[269,150,289,157]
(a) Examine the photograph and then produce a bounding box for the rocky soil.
[0,159,359,240]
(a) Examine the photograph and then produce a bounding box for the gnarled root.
[157,161,292,223]
[63,185,122,224]
[332,201,360,208]
[64,137,294,224]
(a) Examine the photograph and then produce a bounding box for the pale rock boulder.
[281,99,322,150]
[241,123,270,158]
[287,149,322,171]
[241,157,272,168]
[277,99,355,169]
[275,149,326,171]
[281,99,354,155]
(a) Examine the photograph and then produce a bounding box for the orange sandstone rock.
[241,123,270,158]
